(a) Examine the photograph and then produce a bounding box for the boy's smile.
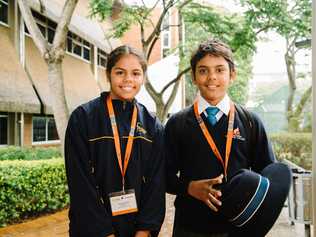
[193,54,236,105]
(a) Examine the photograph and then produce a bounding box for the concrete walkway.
[0,194,313,237]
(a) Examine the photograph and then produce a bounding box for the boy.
[165,39,275,237]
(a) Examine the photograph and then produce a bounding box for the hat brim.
[230,163,292,237]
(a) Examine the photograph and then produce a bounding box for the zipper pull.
[123,101,126,110]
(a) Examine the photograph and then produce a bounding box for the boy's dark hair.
[190,38,235,76]
[106,45,147,80]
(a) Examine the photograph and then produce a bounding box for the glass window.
[162,11,170,31]
[83,47,90,61]
[47,118,59,141]
[33,117,46,142]
[73,43,82,56]
[0,0,8,25]
[163,33,169,47]
[98,49,107,67]
[33,117,59,143]
[47,28,55,44]
[0,116,8,145]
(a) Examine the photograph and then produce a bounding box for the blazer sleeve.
[135,120,166,233]
[250,112,276,173]
[65,107,114,237]
[164,114,190,195]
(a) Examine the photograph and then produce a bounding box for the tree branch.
[52,0,79,61]
[144,0,175,47]
[160,67,190,95]
[17,0,49,57]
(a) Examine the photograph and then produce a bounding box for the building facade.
[0,0,183,147]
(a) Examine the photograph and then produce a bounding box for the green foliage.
[0,158,68,227]
[270,132,311,170]
[0,146,61,161]
[182,2,255,104]
[90,0,152,38]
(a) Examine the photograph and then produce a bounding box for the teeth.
[207,85,217,89]
[121,86,133,92]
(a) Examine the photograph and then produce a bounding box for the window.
[29,10,57,44]
[33,117,59,143]
[0,0,8,25]
[67,32,91,61]
[161,10,171,58]
[98,49,107,68]
[0,115,8,145]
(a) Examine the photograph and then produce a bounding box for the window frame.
[32,116,60,145]
[161,10,171,58]
[66,32,92,63]
[97,48,107,68]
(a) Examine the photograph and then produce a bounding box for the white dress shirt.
[197,94,231,122]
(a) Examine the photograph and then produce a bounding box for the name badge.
[109,189,138,216]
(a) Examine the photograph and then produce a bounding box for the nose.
[207,70,216,81]
[123,73,133,82]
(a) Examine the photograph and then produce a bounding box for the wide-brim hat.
[219,162,292,237]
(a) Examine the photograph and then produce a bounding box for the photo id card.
[109,189,138,216]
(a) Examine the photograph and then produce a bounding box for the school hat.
[219,162,292,236]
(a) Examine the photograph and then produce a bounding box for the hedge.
[269,132,312,170]
[0,158,69,227]
[0,146,61,161]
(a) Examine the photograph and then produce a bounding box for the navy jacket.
[65,92,165,237]
[165,105,275,234]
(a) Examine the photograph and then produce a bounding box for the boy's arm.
[250,112,276,172]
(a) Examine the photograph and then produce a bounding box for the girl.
[65,45,165,237]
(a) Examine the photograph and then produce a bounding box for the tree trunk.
[47,62,69,152]
[284,49,296,125]
[288,86,312,132]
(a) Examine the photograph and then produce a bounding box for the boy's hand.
[187,174,223,212]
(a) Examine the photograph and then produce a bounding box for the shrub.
[0,158,69,227]
[269,132,312,170]
[0,146,61,161]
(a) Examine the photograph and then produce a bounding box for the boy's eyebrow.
[197,64,227,68]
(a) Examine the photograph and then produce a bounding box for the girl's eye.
[198,68,208,75]
[133,71,142,77]
[115,70,124,75]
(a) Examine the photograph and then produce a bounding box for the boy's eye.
[216,67,226,73]
[198,68,208,75]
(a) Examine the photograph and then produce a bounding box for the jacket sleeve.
[164,114,190,195]
[135,120,166,233]
[65,108,114,237]
[250,112,276,173]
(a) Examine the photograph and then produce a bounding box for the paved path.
[0,194,313,237]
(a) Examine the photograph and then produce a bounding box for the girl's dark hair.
[190,38,235,75]
[106,45,147,79]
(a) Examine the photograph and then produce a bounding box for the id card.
[109,189,138,216]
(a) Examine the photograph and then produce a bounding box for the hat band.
[229,176,270,227]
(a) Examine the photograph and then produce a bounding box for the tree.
[181,2,256,105]
[17,0,79,149]
[90,0,257,122]
[240,0,312,131]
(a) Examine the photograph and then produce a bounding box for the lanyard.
[193,100,235,179]
[106,95,138,191]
